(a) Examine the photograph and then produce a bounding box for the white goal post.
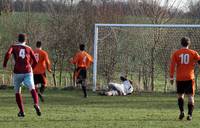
[93,24,200,91]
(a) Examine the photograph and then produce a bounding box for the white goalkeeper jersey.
[122,80,133,95]
[109,80,133,95]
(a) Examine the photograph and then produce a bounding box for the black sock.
[82,85,87,97]
[40,85,45,94]
[188,103,194,116]
[178,98,184,113]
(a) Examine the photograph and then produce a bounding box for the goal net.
[93,24,200,92]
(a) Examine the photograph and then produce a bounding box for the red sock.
[31,89,39,105]
[15,93,24,113]
[35,86,38,93]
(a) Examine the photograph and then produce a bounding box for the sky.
[154,0,198,12]
[175,0,198,12]
[170,0,194,10]
[46,0,199,12]
[75,0,198,10]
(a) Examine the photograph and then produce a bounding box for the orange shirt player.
[33,41,51,102]
[170,37,200,121]
[70,44,93,98]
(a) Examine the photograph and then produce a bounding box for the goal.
[93,24,200,92]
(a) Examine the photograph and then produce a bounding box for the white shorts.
[110,90,120,96]
[108,82,125,95]
[13,73,35,92]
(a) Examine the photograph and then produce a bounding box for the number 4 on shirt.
[19,49,26,59]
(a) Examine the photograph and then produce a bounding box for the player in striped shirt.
[170,37,200,121]
[3,34,41,117]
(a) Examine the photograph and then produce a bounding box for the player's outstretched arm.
[85,53,93,68]
[45,52,52,73]
[70,52,79,65]
[170,54,176,85]
[3,46,13,68]
[47,68,52,73]
[30,49,38,69]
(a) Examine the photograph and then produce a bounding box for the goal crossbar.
[92,24,200,91]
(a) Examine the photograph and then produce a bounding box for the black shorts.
[176,80,195,95]
[34,73,47,85]
[77,68,87,80]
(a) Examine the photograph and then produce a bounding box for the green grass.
[1,89,200,128]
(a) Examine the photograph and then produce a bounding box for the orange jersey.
[71,51,93,68]
[170,48,200,81]
[33,48,51,74]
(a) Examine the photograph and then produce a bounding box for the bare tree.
[45,0,95,87]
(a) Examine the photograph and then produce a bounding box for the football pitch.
[1,89,200,128]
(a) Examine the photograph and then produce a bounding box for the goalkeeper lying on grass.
[99,76,133,96]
